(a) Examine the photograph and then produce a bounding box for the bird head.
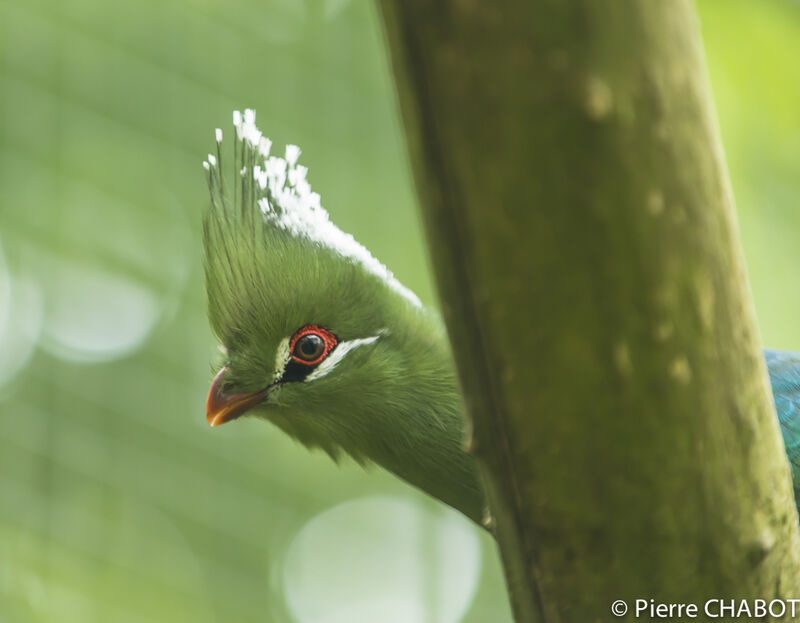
[202,110,442,462]
[201,111,484,523]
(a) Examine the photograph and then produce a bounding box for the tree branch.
[378,1,800,619]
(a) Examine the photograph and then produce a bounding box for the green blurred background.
[0,0,798,621]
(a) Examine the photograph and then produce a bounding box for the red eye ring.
[289,325,338,366]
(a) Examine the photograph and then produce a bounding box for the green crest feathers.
[202,110,421,351]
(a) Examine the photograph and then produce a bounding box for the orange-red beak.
[206,367,269,427]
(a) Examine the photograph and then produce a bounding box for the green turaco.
[203,110,800,528]
[203,110,484,524]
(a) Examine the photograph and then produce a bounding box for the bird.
[766,350,800,504]
[202,110,800,528]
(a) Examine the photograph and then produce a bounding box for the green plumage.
[203,111,484,524]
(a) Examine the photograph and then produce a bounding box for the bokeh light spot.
[282,496,481,623]
[36,257,161,363]
[0,239,43,389]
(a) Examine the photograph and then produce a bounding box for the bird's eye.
[295,334,324,361]
[289,325,337,366]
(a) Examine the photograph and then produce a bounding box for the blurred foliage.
[0,0,798,621]
[700,0,800,350]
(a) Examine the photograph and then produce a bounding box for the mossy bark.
[378,1,800,620]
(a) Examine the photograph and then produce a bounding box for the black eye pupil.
[296,334,324,360]
[300,336,320,355]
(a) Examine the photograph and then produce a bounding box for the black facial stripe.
[280,359,318,384]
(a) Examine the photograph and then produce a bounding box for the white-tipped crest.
[203,109,422,308]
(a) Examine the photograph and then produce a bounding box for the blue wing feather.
[765,349,800,510]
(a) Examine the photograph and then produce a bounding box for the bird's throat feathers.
[265,320,486,524]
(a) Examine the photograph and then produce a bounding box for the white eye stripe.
[305,334,382,382]
[272,329,387,384]
[274,336,291,382]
